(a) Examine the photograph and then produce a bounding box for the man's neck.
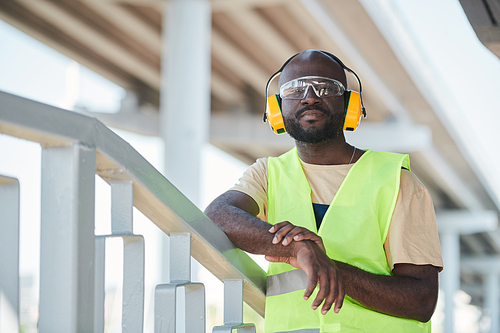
[295,137,354,165]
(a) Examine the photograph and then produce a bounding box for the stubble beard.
[284,111,345,144]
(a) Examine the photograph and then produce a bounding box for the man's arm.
[205,190,345,314]
[269,223,439,322]
[335,262,438,322]
[205,190,278,254]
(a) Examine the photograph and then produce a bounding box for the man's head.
[277,50,348,144]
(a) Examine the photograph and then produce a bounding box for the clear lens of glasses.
[279,76,345,100]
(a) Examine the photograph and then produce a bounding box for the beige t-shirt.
[230,157,443,271]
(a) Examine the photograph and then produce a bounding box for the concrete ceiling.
[1,0,499,302]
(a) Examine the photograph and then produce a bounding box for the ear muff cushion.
[343,91,362,131]
[266,94,286,134]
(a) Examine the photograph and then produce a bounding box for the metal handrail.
[0,90,266,316]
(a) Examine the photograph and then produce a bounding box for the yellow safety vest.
[265,148,430,333]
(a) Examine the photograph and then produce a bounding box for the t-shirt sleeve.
[229,157,269,222]
[384,169,443,271]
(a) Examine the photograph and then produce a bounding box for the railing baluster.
[212,280,255,333]
[110,181,145,332]
[94,236,106,333]
[39,144,96,332]
[122,234,145,332]
[0,176,20,332]
[155,233,205,333]
[111,181,134,234]
[94,180,145,332]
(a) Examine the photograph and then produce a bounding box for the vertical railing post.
[155,233,205,333]
[94,236,106,333]
[39,144,96,332]
[111,181,145,331]
[0,176,20,332]
[213,280,255,333]
[94,180,144,333]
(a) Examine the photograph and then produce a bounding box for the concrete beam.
[212,31,269,93]
[436,210,498,235]
[81,111,433,154]
[226,8,297,64]
[462,255,500,273]
[211,114,433,152]
[96,0,289,11]
[84,1,162,55]
[345,122,431,153]
[17,0,160,88]
[0,10,133,90]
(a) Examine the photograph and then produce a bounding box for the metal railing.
[0,90,266,332]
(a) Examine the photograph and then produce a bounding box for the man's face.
[279,52,347,144]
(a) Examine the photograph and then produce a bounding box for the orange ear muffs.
[343,90,363,131]
[266,94,286,134]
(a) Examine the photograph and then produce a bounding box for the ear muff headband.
[263,51,366,134]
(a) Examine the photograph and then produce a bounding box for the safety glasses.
[279,76,345,100]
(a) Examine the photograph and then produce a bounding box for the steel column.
[462,255,500,333]
[39,144,96,332]
[441,232,460,333]
[485,273,500,333]
[160,0,211,205]
[437,210,498,333]
[0,176,20,332]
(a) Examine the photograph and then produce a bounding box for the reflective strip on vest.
[277,329,320,333]
[267,269,308,296]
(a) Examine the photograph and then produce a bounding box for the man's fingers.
[303,270,318,301]
[321,270,338,315]
[311,272,330,311]
[269,221,293,244]
[334,275,345,314]
[272,224,294,244]
[269,221,291,233]
[281,227,308,246]
[293,233,326,252]
[269,223,325,252]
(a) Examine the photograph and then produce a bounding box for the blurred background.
[1,0,500,332]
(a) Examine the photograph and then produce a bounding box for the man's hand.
[266,240,345,314]
[269,221,325,252]
[266,221,343,314]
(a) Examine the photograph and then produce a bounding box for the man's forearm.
[205,192,301,257]
[206,192,346,315]
[335,261,439,322]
